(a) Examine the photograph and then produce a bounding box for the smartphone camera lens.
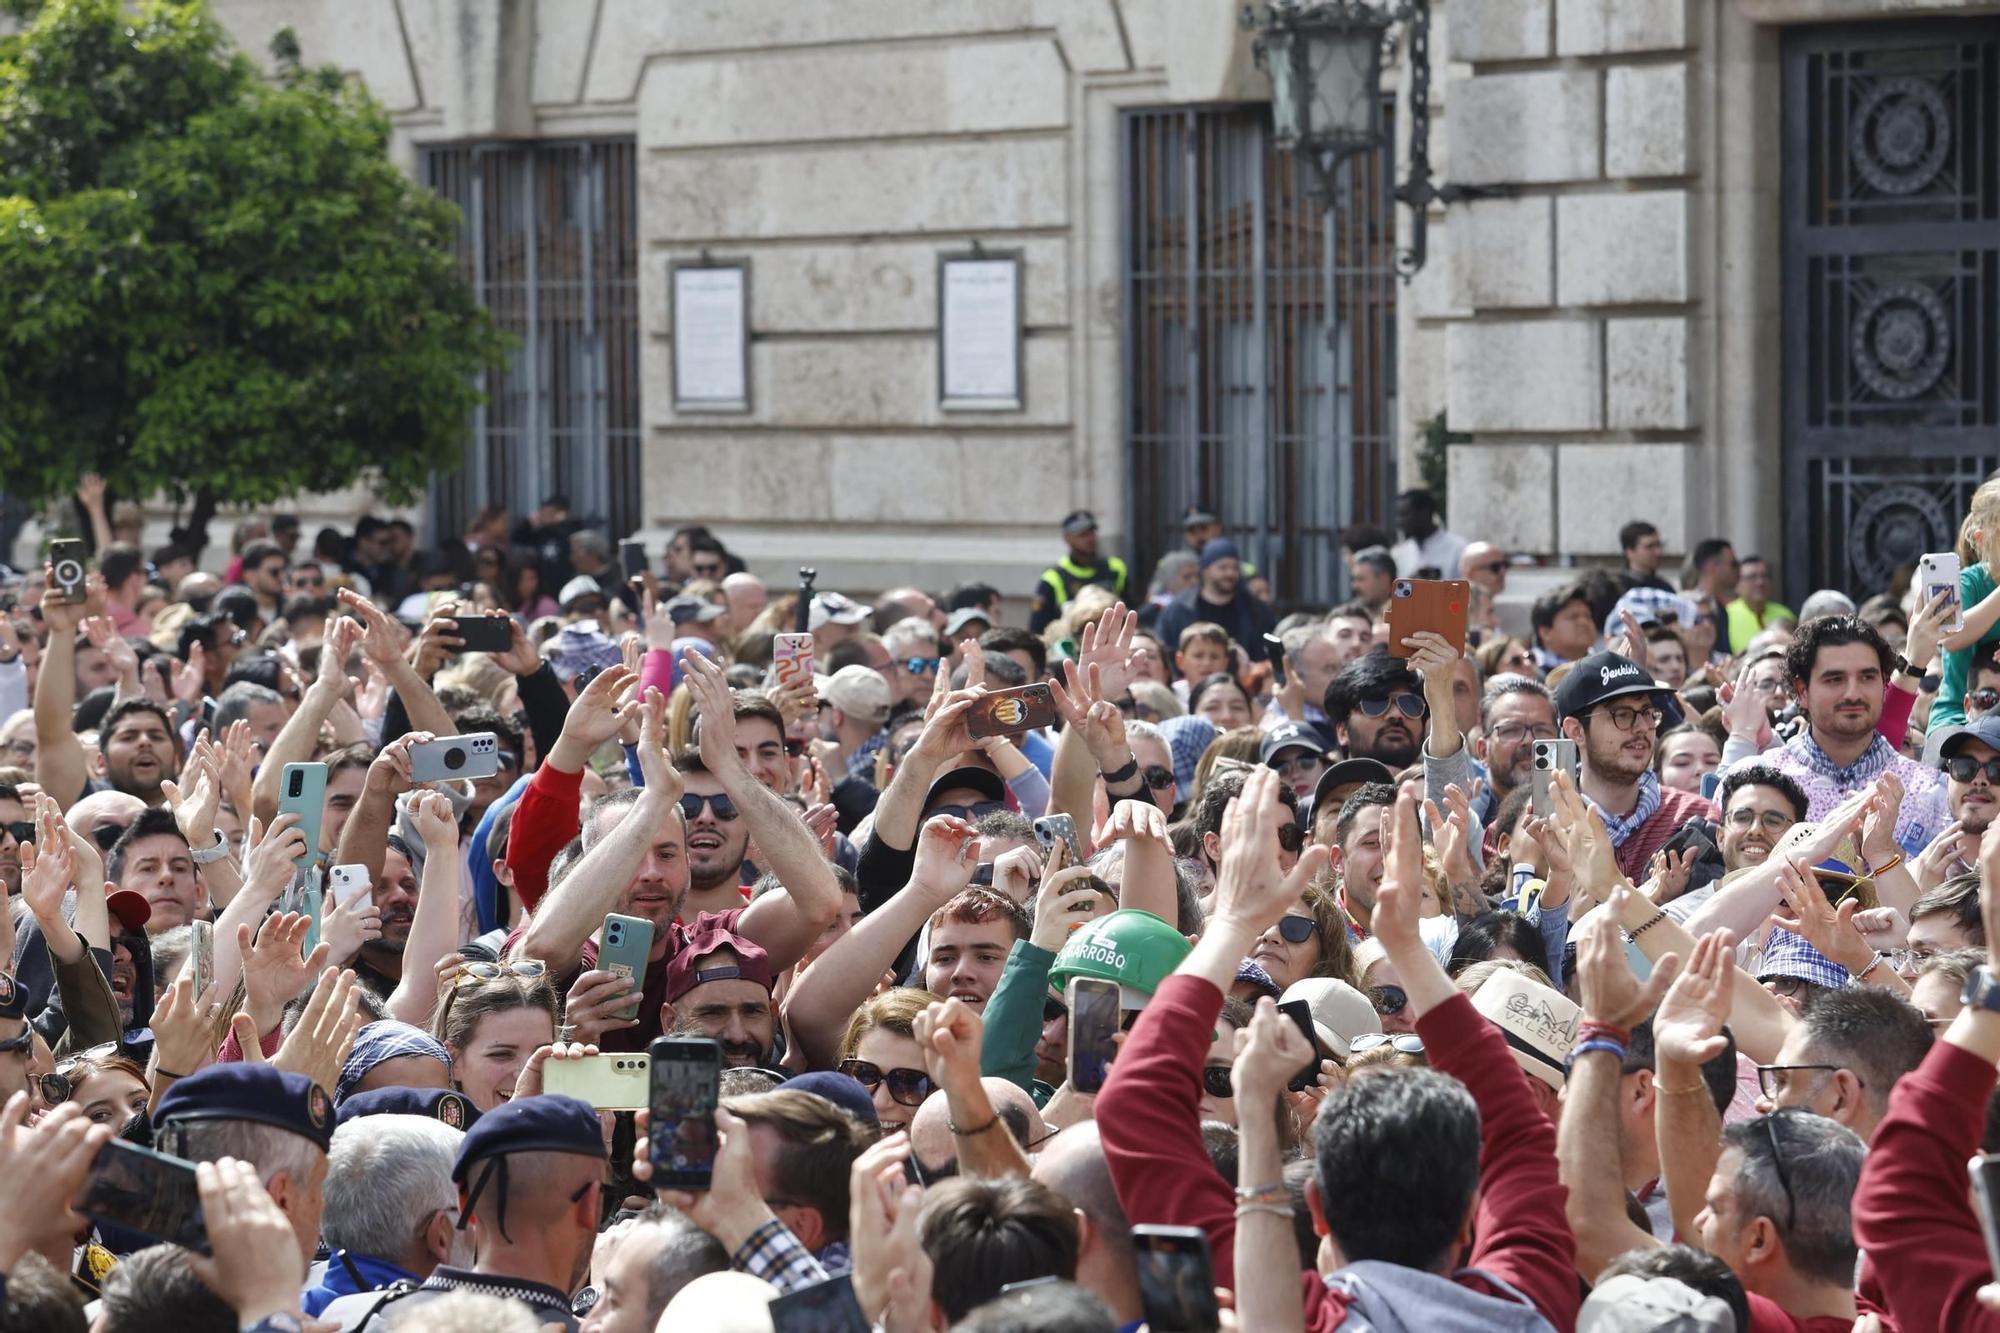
[1393,580,1413,599]
[288,772,302,797]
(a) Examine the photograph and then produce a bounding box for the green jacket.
[980,938,1059,1108]
[1931,561,2000,736]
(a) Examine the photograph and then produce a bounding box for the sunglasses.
[1367,985,1408,1016]
[679,792,739,822]
[0,1029,30,1056]
[929,801,1006,824]
[839,1059,935,1108]
[2,821,32,845]
[453,960,547,986]
[1275,914,1319,944]
[1355,694,1426,720]
[36,1072,72,1105]
[93,822,128,852]
[692,563,727,579]
[1948,755,2000,784]
[900,657,942,676]
[1350,1032,1425,1055]
[1141,765,1177,792]
[570,600,608,615]
[1201,1065,1234,1098]
[1971,688,2000,712]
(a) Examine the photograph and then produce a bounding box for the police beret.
[334,1086,479,1133]
[451,1093,603,1183]
[155,1064,334,1153]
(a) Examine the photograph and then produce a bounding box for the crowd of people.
[6,474,2000,1331]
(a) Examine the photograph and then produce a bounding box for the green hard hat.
[1048,909,1191,1009]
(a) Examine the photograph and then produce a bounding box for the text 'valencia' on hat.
[1553,650,1669,721]
[1470,967,1581,1093]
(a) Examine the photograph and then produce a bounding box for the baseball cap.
[783,1070,878,1126]
[818,664,892,725]
[105,889,151,934]
[663,595,726,627]
[1182,506,1219,529]
[1579,1275,1735,1333]
[1553,651,1670,722]
[1936,713,2000,765]
[922,765,1007,813]
[1470,967,1581,1093]
[1060,510,1098,537]
[943,606,992,640]
[1309,757,1395,820]
[1260,722,1330,766]
[1278,977,1382,1060]
[664,923,775,1005]
[807,592,870,631]
[558,575,607,609]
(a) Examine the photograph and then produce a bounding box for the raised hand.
[150,972,224,1085]
[1101,797,1169,847]
[1076,602,1140,701]
[311,613,365,703]
[1049,659,1129,772]
[239,911,328,1037]
[1771,857,1875,975]
[1231,996,1318,1106]
[171,643,208,706]
[81,616,138,683]
[409,602,467,679]
[912,997,985,1096]
[185,1158,308,1325]
[632,686,684,811]
[1861,771,1906,864]
[1029,862,1110,953]
[990,842,1046,906]
[563,971,642,1045]
[910,815,981,896]
[365,730,428,802]
[1576,890,1681,1029]
[1719,670,1771,750]
[241,812,309,898]
[1372,784,1428,957]
[161,755,222,851]
[246,964,361,1094]
[1906,584,1955,673]
[319,890,382,969]
[679,650,744,777]
[1211,766,1329,935]
[848,1132,932,1331]
[39,568,105,636]
[1643,847,1695,906]
[514,1041,600,1101]
[19,795,75,924]
[0,1097,110,1268]
[408,788,460,854]
[490,616,543,678]
[1653,929,1736,1065]
[339,587,409,672]
[1550,769,1626,908]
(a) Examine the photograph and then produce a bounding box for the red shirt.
[507,764,585,913]
[1747,1293,1893,1332]
[1097,976,1578,1331]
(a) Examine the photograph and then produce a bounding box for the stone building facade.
[196,0,1998,606]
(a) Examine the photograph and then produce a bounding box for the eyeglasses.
[1592,702,1662,733]
[1764,977,1817,1000]
[899,657,942,676]
[679,792,739,822]
[453,960,547,987]
[692,562,727,580]
[1141,765,1177,792]
[1487,722,1559,746]
[1350,1032,1425,1055]
[1883,947,1933,972]
[1755,1062,1849,1100]
[1724,808,1794,832]
[839,1059,935,1108]
[928,801,1005,824]
[1948,755,2000,784]
[1201,1065,1234,1099]
[1275,914,1319,944]
[1270,754,1324,780]
[1761,1115,1796,1234]
[1367,985,1408,1016]
[1355,693,1426,720]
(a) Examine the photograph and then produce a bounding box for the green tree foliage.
[0,0,505,549]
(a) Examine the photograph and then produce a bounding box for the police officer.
[329,1093,605,1330]
[1030,510,1129,635]
[154,1063,336,1265]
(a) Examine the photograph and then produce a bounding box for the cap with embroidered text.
[1553,650,1670,722]
[155,1063,335,1153]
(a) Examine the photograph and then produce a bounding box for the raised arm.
[387,790,470,1025]
[916,998,1030,1179]
[252,615,361,825]
[1652,928,1736,1246]
[1562,907,1673,1279]
[332,731,429,890]
[1230,998,1315,1333]
[680,652,838,970]
[514,682,670,976]
[340,588,456,742]
[1685,787,1871,939]
[19,798,85,965]
[80,618,141,703]
[1098,798,1178,924]
[33,574,102,809]
[76,474,113,553]
[161,743,241,910]
[783,815,978,1069]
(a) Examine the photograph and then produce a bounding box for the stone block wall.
[1433,0,1704,561]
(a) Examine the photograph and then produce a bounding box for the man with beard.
[1323,653,1426,771]
[676,751,754,919]
[1468,677,1557,825]
[1155,539,1277,662]
[513,663,838,1052]
[1907,713,2000,889]
[352,836,421,998]
[658,924,779,1068]
[1755,616,1947,855]
[1555,650,1719,880]
[0,783,23,893]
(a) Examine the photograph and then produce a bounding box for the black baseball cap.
[1260,722,1331,765]
[1553,651,1670,721]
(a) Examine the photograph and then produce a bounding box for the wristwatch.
[190,830,233,865]
[1961,964,2000,1014]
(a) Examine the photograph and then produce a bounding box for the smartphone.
[544,1052,653,1110]
[768,1274,872,1333]
[76,1140,210,1254]
[49,538,88,604]
[329,864,372,910]
[621,540,649,582]
[1276,998,1326,1092]
[189,920,213,998]
[965,682,1060,740]
[409,732,501,784]
[453,614,513,653]
[1066,976,1121,1095]
[773,632,815,742]
[1700,771,1721,802]
[1530,738,1579,819]
[600,913,655,1022]
[1973,1155,2000,1286]
[1385,578,1471,658]
[277,761,328,870]
[1919,551,1964,633]
[647,1036,722,1190]
[1033,813,1087,866]
[1133,1225,1222,1333]
[969,862,996,888]
[1265,633,1288,687]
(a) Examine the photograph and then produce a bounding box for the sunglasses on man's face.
[1355,693,1426,720]
[1947,754,2000,784]
[692,562,727,580]
[1201,1065,1234,1099]
[1367,984,1408,1016]
[900,657,942,676]
[929,801,1005,824]
[839,1059,935,1108]
[1141,765,1177,792]
[92,822,128,852]
[679,792,739,822]
[1,821,32,846]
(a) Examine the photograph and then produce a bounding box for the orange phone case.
[1385,579,1470,657]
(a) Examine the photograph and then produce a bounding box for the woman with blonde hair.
[835,987,937,1133]
[1935,474,2000,734]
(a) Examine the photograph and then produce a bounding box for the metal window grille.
[420,140,641,541]
[1123,105,1397,607]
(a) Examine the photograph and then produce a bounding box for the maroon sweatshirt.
[1097,974,1578,1331]
[1853,1037,1999,1333]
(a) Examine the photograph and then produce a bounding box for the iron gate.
[420,140,642,541]
[1782,21,2000,601]
[1124,106,1397,608]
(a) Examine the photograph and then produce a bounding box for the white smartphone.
[1919,551,1964,633]
[329,864,372,909]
